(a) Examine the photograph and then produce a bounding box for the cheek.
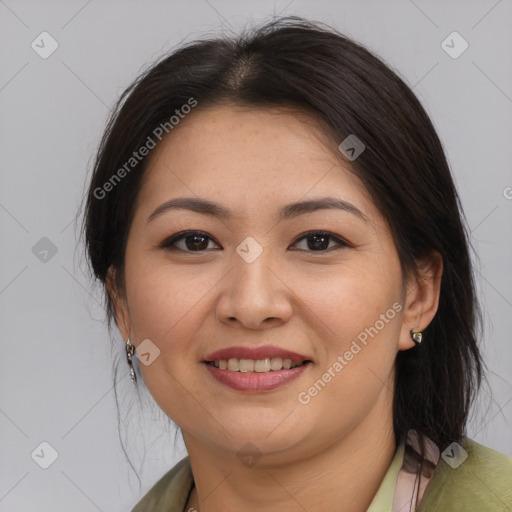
[123,259,207,419]
[124,250,212,337]
[296,273,401,432]
[296,260,402,343]
[296,259,402,399]
[122,253,225,383]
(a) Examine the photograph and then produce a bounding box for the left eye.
[160,230,349,253]
[291,231,349,252]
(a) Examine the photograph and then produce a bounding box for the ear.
[106,265,131,340]
[398,250,443,351]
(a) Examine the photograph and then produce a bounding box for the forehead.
[137,105,374,217]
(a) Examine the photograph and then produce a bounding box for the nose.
[215,252,293,330]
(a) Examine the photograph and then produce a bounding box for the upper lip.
[204,345,312,365]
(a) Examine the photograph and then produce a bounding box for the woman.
[83,16,512,512]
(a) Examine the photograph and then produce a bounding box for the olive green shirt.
[131,438,512,511]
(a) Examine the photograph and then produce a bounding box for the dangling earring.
[126,338,137,383]
[410,330,423,345]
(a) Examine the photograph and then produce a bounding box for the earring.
[125,338,137,383]
[410,330,423,345]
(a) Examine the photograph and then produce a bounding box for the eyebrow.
[146,196,368,224]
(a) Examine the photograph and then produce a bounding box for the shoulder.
[419,438,512,512]
[130,457,193,512]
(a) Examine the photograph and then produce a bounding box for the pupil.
[187,235,208,251]
[308,233,329,251]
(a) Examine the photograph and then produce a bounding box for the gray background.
[1,0,511,510]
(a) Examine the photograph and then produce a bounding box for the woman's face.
[111,105,422,464]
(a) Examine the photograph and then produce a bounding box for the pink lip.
[204,363,311,392]
[204,345,311,366]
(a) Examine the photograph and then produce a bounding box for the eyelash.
[159,230,351,254]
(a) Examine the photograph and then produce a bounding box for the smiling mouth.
[205,357,312,373]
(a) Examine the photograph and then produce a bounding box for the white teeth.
[254,358,271,373]
[212,357,303,372]
[227,358,239,371]
[239,359,254,372]
[270,357,283,370]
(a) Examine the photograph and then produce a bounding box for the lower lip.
[203,363,311,392]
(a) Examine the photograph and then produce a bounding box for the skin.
[108,105,442,512]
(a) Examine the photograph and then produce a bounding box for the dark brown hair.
[82,16,484,491]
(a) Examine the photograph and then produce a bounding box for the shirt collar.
[367,439,406,512]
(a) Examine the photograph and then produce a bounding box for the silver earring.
[125,338,137,383]
[410,330,423,345]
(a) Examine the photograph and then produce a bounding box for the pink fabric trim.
[392,430,440,512]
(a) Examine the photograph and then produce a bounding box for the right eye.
[159,230,221,252]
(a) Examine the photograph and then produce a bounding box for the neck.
[183,390,397,512]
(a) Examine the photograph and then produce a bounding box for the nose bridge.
[238,250,273,291]
[216,238,293,327]
[233,239,279,303]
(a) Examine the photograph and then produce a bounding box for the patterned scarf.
[392,429,441,511]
